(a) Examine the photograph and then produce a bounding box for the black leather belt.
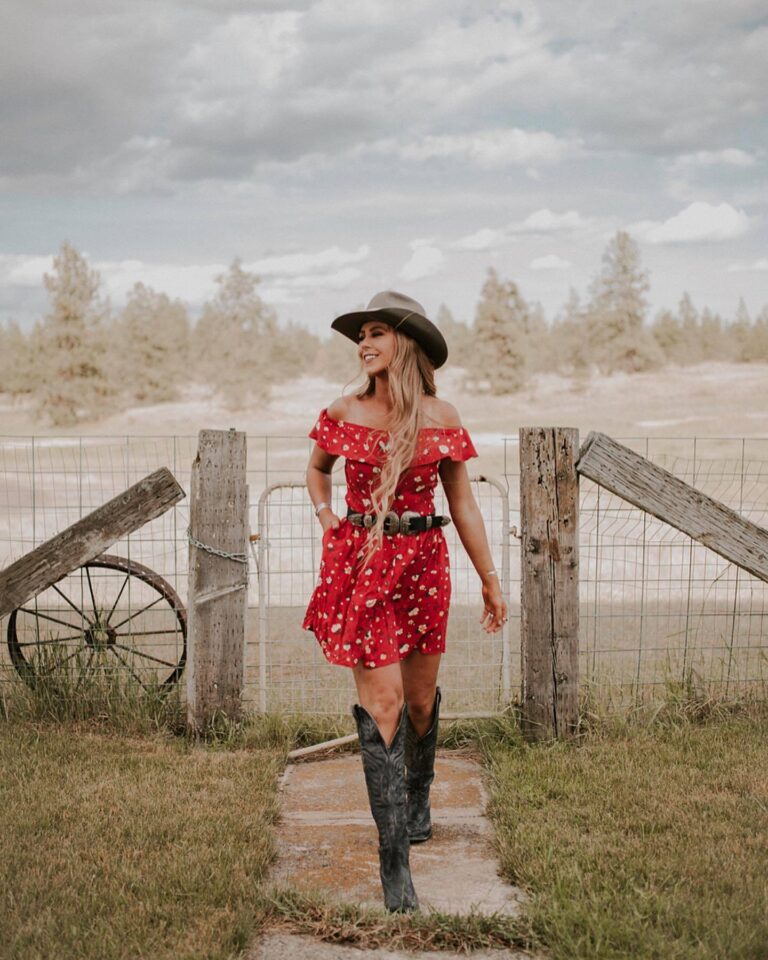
[346,508,451,535]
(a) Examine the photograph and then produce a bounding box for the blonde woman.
[303,291,507,912]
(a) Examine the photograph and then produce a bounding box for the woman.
[303,290,507,913]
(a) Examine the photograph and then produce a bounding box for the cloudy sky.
[1,0,766,335]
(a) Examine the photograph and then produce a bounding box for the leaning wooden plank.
[576,431,768,583]
[0,468,185,618]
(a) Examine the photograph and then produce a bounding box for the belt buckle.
[382,511,400,535]
[399,510,420,535]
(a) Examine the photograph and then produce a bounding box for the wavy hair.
[342,329,438,571]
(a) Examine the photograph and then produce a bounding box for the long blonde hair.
[344,330,438,570]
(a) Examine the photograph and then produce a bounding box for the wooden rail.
[576,431,768,583]
[0,468,185,619]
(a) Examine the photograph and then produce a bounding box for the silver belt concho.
[362,510,423,535]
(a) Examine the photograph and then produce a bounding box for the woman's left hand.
[480,580,508,633]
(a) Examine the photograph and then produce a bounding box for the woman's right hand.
[319,508,342,534]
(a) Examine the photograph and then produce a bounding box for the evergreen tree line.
[0,234,766,424]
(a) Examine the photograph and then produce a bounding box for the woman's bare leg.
[400,652,441,736]
[352,661,404,746]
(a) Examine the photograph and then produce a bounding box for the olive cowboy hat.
[331,290,448,369]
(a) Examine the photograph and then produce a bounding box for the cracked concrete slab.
[250,932,530,959]
[269,751,527,917]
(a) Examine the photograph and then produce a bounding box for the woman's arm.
[306,446,341,532]
[439,457,507,633]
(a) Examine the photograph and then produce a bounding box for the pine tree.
[747,306,768,361]
[435,303,473,364]
[0,320,36,396]
[118,283,190,404]
[468,267,528,394]
[192,259,278,409]
[525,301,550,373]
[551,288,591,375]
[677,292,702,365]
[699,308,726,360]
[650,309,682,362]
[34,241,116,425]
[585,231,662,374]
[728,298,752,362]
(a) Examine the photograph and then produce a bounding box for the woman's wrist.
[481,568,499,586]
[314,501,331,517]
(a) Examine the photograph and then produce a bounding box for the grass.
[0,720,282,960]
[487,705,768,960]
[3,657,768,959]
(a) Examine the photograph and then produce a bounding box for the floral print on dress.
[302,408,479,670]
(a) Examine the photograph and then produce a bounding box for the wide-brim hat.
[331,290,448,369]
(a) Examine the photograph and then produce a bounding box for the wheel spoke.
[113,629,182,638]
[105,573,131,625]
[109,595,165,630]
[85,566,99,620]
[106,647,148,690]
[110,642,177,668]
[51,583,92,624]
[18,634,85,647]
[17,608,87,631]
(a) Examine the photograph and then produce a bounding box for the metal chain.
[186,527,249,564]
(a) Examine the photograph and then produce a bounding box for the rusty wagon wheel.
[6,554,187,691]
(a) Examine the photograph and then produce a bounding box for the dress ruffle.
[308,407,478,466]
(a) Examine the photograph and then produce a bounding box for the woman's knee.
[406,688,437,725]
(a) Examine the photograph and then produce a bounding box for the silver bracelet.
[485,569,498,577]
[314,501,331,516]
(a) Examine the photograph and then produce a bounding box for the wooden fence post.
[186,429,249,733]
[520,427,579,740]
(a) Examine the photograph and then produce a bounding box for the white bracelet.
[485,570,498,577]
[314,501,330,516]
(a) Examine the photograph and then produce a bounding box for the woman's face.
[357,320,396,374]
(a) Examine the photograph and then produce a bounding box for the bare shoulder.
[325,396,349,422]
[423,397,463,429]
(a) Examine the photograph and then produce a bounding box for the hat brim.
[331,307,448,369]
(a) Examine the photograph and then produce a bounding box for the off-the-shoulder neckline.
[319,406,465,434]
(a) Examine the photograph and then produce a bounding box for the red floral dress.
[302,407,479,670]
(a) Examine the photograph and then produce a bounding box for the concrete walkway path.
[269,750,526,916]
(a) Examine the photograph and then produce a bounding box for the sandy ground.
[1,361,767,441]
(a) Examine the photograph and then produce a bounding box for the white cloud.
[668,148,759,172]
[451,208,592,252]
[450,228,509,252]
[514,209,589,233]
[361,128,577,169]
[0,254,55,286]
[530,254,572,270]
[727,258,768,273]
[630,201,751,244]
[246,245,370,277]
[399,240,444,281]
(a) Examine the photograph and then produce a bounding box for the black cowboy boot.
[405,687,441,843]
[353,702,419,913]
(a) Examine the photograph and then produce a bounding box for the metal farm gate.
[250,476,516,716]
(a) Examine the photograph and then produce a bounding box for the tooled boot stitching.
[353,702,419,913]
[405,687,441,843]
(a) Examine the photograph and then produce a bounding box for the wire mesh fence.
[1,432,766,714]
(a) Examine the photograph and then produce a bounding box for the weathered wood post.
[520,427,579,740]
[186,429,249,734]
